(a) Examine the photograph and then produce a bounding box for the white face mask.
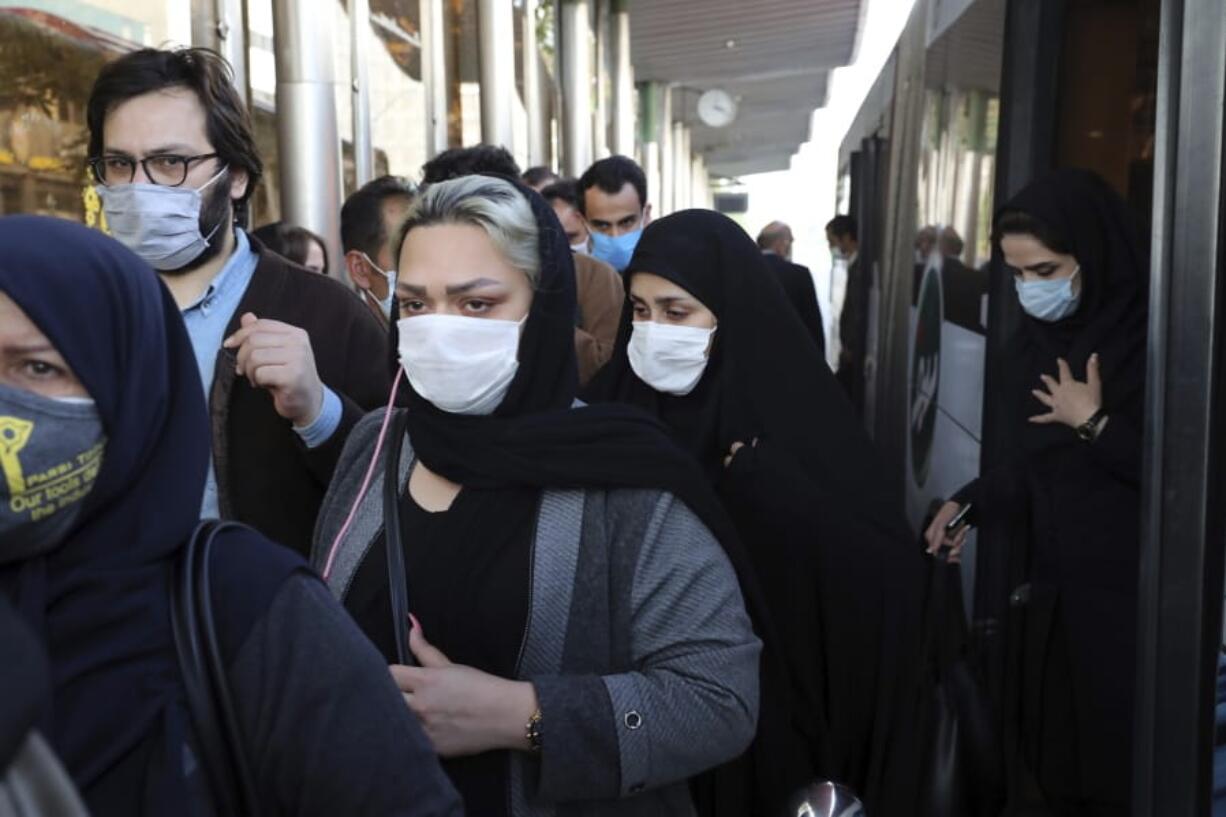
[570,239,591,255]
[360,253,397,319]
[628,320,716,396]
[97,166,227,271]
[396,314,523,415]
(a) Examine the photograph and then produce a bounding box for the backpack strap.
[170,520,261,817]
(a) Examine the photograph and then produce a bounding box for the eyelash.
[631,305,689,321]
[21,360,63,379]
[402,299,495,313]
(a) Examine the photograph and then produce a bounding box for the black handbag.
[170,520,261,817]
[920,554,1004,817]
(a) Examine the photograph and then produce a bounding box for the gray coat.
[312,410,762,816]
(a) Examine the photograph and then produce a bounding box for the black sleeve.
[302,297,390,487]
[227,574,463,817]
[837,270,868,368]
[950,458,1026,528]
[300,393,366,486]
[1087,412,1141,486]
[790,266,826,357]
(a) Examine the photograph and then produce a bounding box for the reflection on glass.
[0,9,116,222]
[1056,0,1159,251]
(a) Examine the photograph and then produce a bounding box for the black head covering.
[0,216,300,812]
[0,594,47,770]
[587,210,928,813]
[997,169,1149,452]
[391,178,748,513]
[590,208,913,543]
[390,181,813,813]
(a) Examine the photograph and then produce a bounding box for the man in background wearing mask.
[341,175,416,325]
[827,215,867,414]
[86,47,388,558]
[757,220,826,356]
[541,179,625,383]
[578,155,651,274]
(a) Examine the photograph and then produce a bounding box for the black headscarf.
[389,178,749,529]
[997,169,1149,453]
[389,180,811,814]
[587,209,928,814]
[0,594,46,770]
[0,216,301,813]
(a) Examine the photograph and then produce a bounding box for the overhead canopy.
[629,0,865,177]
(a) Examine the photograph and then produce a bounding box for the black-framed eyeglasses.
[88,153,221,187]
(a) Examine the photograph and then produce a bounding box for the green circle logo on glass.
[910,264,942,487]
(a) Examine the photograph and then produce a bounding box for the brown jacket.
[573,252,625,384]
[210,238,390,558]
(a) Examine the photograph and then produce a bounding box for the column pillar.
[522,0,547,166]
[637,81,660,209]
[478,0,516,149]
[610,0,634,156]
[559,0,593,177]
[659,84,673,214]
[350,0,374,187]
[193,0,249,106]
[420,0,449,157]
[272,0,345,281]
[671,120,686,211]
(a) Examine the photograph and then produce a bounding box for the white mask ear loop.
[322,368,404,580]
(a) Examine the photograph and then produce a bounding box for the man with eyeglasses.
[85,47,388,558]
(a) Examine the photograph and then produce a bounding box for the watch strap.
[1076,408,1108,442]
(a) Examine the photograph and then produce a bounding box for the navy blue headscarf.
[0,216,299,812]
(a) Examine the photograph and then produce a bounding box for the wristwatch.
[525,709,543,753]
[1076,409,1108,443]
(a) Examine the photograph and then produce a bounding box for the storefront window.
[0,2,196,223]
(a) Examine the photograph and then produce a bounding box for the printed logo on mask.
[1,417,103,523]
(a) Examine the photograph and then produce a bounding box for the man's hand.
[223,312,324,427]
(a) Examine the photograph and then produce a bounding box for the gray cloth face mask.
[0,384,106,563]
[97,166,226,271]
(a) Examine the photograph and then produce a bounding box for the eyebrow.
[103,144,198,157]
[631,294,692,307]
[398,278,507,297]
[1023,261,1059,272]
[2,342,55,353]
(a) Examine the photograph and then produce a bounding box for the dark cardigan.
[208,237,390,556]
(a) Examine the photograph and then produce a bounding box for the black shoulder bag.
[170,520,262,817]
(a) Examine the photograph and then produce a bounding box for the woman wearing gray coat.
[312,175,761,816]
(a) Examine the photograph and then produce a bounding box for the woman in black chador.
[588,209,928,816]
[929,169,1148,816]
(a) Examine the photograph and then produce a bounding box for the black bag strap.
[170,520,261,817]
[383,409,412,665]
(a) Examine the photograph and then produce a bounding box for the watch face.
[698,90,737,128]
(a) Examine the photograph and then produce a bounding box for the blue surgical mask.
[1015,266,1081,322]
[590,221,644,272]
[97,166,227,271]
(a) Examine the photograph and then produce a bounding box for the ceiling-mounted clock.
[697,89,738,129]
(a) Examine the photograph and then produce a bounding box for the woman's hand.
[1030,355,1102,429]
[390,618,539,758]
[925,500,971,564]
